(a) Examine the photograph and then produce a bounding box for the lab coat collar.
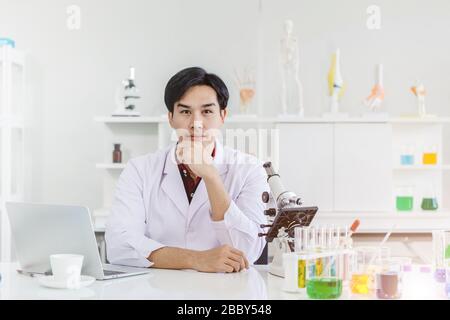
[161,144,190,216]
[161,138,228,218]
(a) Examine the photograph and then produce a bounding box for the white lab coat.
[105,140,269,268]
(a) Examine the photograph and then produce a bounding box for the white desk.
[0,263,447,300]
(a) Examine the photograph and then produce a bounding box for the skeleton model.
[364,64,385,112]
[411,80,427,117]
[327,49,345,114]
[280,20,304,117]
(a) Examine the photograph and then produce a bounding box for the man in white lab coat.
[105,67,269,273]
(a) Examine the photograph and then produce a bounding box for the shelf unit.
[95,163,126,170]
[0,46,26,262]
[391,120,445,216]
[93,114,450,231]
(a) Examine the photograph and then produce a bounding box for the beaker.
[446,264,450,298]
[444,231,450,260]
[421,184,438,211]
[399,145,415,166]
[432,230,446,282]
[350,246,390,295]
[305,252,343,299]
[350,247,377,295]
[395,186,414,211]
[375,258,403,299]
[423,145,438,165]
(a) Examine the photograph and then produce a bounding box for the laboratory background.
[1,0,450,300]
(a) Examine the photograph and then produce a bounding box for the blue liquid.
[330,257,337,277]
[400,154,414,165]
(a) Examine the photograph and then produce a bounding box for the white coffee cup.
[50,254,84,289]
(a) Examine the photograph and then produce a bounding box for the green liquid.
[421,198,438,210]
[306,278,342,299]
[396,196,413,211]
[445,245,450,259]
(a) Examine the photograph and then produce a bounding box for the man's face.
[168,85,227,143]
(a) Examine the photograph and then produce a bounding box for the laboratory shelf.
[95,163,126,169]
[94,115,450,125]
[314,211,450,233]
[393,165,447,171]
[94,116,165,123]
[317,211,450,218]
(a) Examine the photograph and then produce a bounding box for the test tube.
[314,226,324,276]
[320,226,327,250]
[307,227,316,277]
[341,225,351,282]
[432,230,446,282]
[334,226,341,249]
[328,225,338,277]
[294,227,302,252]
[297,227,309,289]
[338,226,348,248]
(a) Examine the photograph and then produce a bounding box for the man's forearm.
[204,171,231,221]
[148,247,198,270]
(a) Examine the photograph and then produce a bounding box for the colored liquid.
[396,196,413,211]
[350,273,370,294]
[298,260,306,288]
[445,245,450,259]
[421,198,438,210]
[376,272,401,299]
[423,153,437,165]
[315,258,323,276]
[308,263,316,278]
[330,257,337,277]
[306,278,342,299]
[400,154,414,165]
[434,268,446,283]
[403,264,412,272]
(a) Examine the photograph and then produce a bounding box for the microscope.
[112,66,141,117]
[259,162,318,277]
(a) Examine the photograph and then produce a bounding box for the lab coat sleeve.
[105,159,166,268]
[210,163,269,264]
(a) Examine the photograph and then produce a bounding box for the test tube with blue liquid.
[316,226,327,277]
[329,226,340,277]
[308,227,317,277]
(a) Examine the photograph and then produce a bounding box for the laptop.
[6,202,153,280]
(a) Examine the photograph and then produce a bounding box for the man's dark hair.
[164,67,229,113]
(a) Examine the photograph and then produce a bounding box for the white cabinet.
[278,123,334,211]
[334,123,392,212]
[94,116,450,231]
[277,122,392,213]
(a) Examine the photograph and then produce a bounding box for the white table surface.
[0,263,447,300]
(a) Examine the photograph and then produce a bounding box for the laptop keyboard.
[103,269,126,276]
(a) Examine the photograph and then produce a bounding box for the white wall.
[1,0,450,210]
